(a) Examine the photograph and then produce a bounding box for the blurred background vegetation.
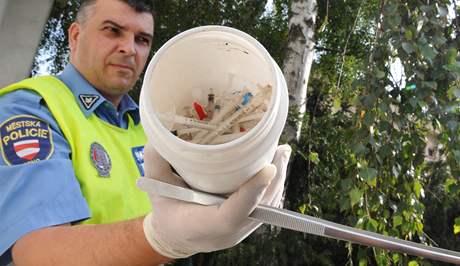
[32,0,459,265]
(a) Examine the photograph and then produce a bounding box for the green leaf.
[444,103,459,114]
[363,112,375,126]
[446,120,459,132]
[375,69,386,79]
[408,261,420,266]
[352,143,368,155]
[299,204,307,214]
[404,30,413,40]
[454,217,460,234]
[421,81,437,89]
[383,3,398,15]
[359,258,367,266]
[375,252,389,265]
[420,44,438,60]
[378,144,392,159]
[437,5,448,17]
[420,5,432,13]
[359,168,378,182]
[414,69,426,79]
[389,228,400,237]
[309,152,320,164]
[387,15,402,28]
[361,95,376,108]
[447,48,458,64]
[357,248,368,265]
[339,196,350,212]
[454,225,460,235]
[402,210,411,221]
[416,222,424,234]
[367,218,379,232]
[432,35,447,46]
[409,96,418,107]
[393,215,403,227]
[443,62,460,76]
[318,15,329,33]
[402,42,415,54]
[349,188,363,208]
[341,178,353,190]
[444,178,457,193]
[331,97,341,114]
[378,102,389,112]
[413,180,423,199]
[453,150,460,164]
[447,86,460,99]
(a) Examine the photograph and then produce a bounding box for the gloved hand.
[140,143,291,259]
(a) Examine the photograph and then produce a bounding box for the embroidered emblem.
[0,115,54,165]
[79,94,100,110]
[131,146,145,176]
[90,142,111,177]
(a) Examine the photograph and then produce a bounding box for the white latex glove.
[141,143,291,259]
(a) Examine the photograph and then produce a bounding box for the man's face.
[69,0,154,103]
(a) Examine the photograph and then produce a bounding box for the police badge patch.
[90,142,112,177]
[79,94,100,110]
[131,146,145,176]
[0,115,54,165]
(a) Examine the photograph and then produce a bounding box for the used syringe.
[156,113,217,130]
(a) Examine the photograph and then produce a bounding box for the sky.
[264,0,274,13]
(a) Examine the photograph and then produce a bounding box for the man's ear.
[68,22,80,52]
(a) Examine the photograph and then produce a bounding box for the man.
[0,0,291,265]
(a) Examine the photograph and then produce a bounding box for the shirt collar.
[57,64,140,124]
[118,92,141,124]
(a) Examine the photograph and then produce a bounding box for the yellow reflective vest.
[1,76,152,224]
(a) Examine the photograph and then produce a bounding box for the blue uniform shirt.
[0,64,141,264]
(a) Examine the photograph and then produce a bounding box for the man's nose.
[118,35,136,56]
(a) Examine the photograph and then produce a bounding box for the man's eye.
[105,26,119,34]
[136,36,150,45]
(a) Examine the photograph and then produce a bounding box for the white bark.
[282,0,317,142]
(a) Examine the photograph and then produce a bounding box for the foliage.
[347,1,460,264]
[286,0,460,265]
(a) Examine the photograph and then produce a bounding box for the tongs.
[137,177,460,264]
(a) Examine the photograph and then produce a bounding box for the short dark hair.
[76,0,155,23]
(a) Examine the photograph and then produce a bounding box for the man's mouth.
[110,63,134,72]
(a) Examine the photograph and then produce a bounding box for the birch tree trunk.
[282,0,317,142]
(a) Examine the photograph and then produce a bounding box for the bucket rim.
[140,25,281,151]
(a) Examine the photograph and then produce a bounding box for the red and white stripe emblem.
[13,139,40,160]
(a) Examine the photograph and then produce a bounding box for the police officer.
[0,0,291,265]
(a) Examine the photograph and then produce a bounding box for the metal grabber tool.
[137,177,460,264]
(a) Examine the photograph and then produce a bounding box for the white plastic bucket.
[140,26,288,194]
